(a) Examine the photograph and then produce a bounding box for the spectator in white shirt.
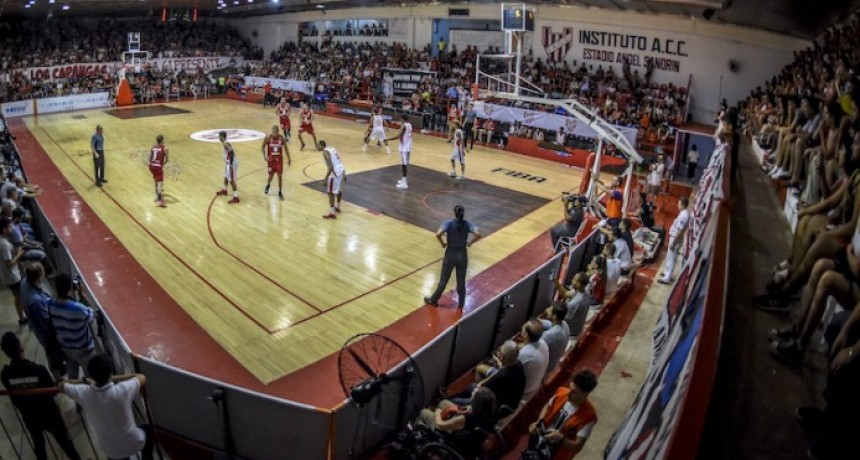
[658,196,690,284]
[540,303,571,376]
[59,355,153,460]
[518,319,550,402]
[687,144,699,179]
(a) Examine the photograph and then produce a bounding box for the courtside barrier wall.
[606,139,729,459]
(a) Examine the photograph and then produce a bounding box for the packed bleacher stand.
[0,19,262,103]
[742,15,860,460]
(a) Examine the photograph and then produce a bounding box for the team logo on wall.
[542,27,574,62]
[190,128,266,143]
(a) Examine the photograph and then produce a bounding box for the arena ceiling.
[0,0,858,39]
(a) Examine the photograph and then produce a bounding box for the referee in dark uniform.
[425,205,482,309]
[1,332,82,460]
[91,125,106,186]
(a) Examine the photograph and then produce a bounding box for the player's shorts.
[399,148,411,166]
[300,123,314,135]
[451,148,465,164]
[149,165,164,182]
[327,173,344,194]
[268,156,283,174]
[225,162,239,181]
[369,127,386,142]
[280,116,291,131]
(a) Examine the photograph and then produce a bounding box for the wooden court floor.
[23,99,593,383]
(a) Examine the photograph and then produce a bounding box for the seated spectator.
[540,302,571,375]
[0,216,26,324]
[59,355,153,460]
[418,387,498,437]
[458,340,525,412]
[1,332,82,460]
[554,273,591,338]
[606,226,632,271]
[585,255,607,306]
[519,319,550,402]
[527,370,599,460]
[550,194,584,251]
[601,243,622,297]
[618,218,635,257]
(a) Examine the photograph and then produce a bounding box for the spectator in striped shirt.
[48,274,95,379]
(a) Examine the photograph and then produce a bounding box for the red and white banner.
[1,56,243,82]
[1,99,35,118]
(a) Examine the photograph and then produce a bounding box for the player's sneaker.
[335,206,341,213]
[377,141,382,147]
[386,146,391,155]
[300,143,306,151]
[228,197,240,204]
[448,170,457,177]
[264,185,270,195]
[396,181,408,189]
[216,190,228,196]
[362,144,368,153]
[457,175,465,181]
[155,200,166,208]
[278,191,284,200]
[322,213,337,219]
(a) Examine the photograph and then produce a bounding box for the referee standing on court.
[91,125,106,187]
[425,205,481,309]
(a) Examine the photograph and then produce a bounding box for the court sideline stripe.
[37,126,278,334]
[205,189,324,313]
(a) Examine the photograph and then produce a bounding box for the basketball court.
[15,98,601,386]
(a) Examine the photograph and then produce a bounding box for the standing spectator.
[540,302,571,376]
[19,262,65,376]
[527,370,599,460]
[1,332,82,460]
[91,125,106,187]
[658,196,690,284]
[462,103,478,150]
[519,319,550,402]
[0,217,26,324]
[687,144,699,179]
[59,355,153,460]
[638,192,655,229]
[437,37,447,56]
[596,178,624,227]
[425,205,482,309]
[49,274,96,378]
[551,194,584,251]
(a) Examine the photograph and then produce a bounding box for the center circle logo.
[190,128,265,143]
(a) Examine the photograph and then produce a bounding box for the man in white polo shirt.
[59,355,152,460]
[658,196,690,284]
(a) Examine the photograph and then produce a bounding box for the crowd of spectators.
[743,15,860,460]
[0,19,261,103]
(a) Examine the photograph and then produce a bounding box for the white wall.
[228,3,809,123]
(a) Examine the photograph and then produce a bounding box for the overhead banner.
[242,76,314,95]
[381,67,436,100]
[1,100,35,118]
[2,56,244,82]
[449,30,505,52]
[472,101,638,147]
[35,92,110,115]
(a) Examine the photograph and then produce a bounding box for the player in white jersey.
[362,107,390,154]
[215,131,240,203]
[449,128,466,180]
[388,114,413,189]
[320,140,346,219]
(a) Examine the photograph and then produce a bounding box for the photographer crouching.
[550,194,585,252]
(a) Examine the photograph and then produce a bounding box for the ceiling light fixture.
[61,4,69,10]
[316,4,325,8]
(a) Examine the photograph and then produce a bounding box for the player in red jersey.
[276,97,292,143]
[298,103,318,151]
[261,125,291,200]
[149,135,169,207]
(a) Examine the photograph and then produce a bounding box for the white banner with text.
[242,76,314,95]
[1,100,35,118]
[473,101,638,147]
[35,92,110,115]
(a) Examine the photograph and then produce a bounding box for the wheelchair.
[387,421,506,460]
